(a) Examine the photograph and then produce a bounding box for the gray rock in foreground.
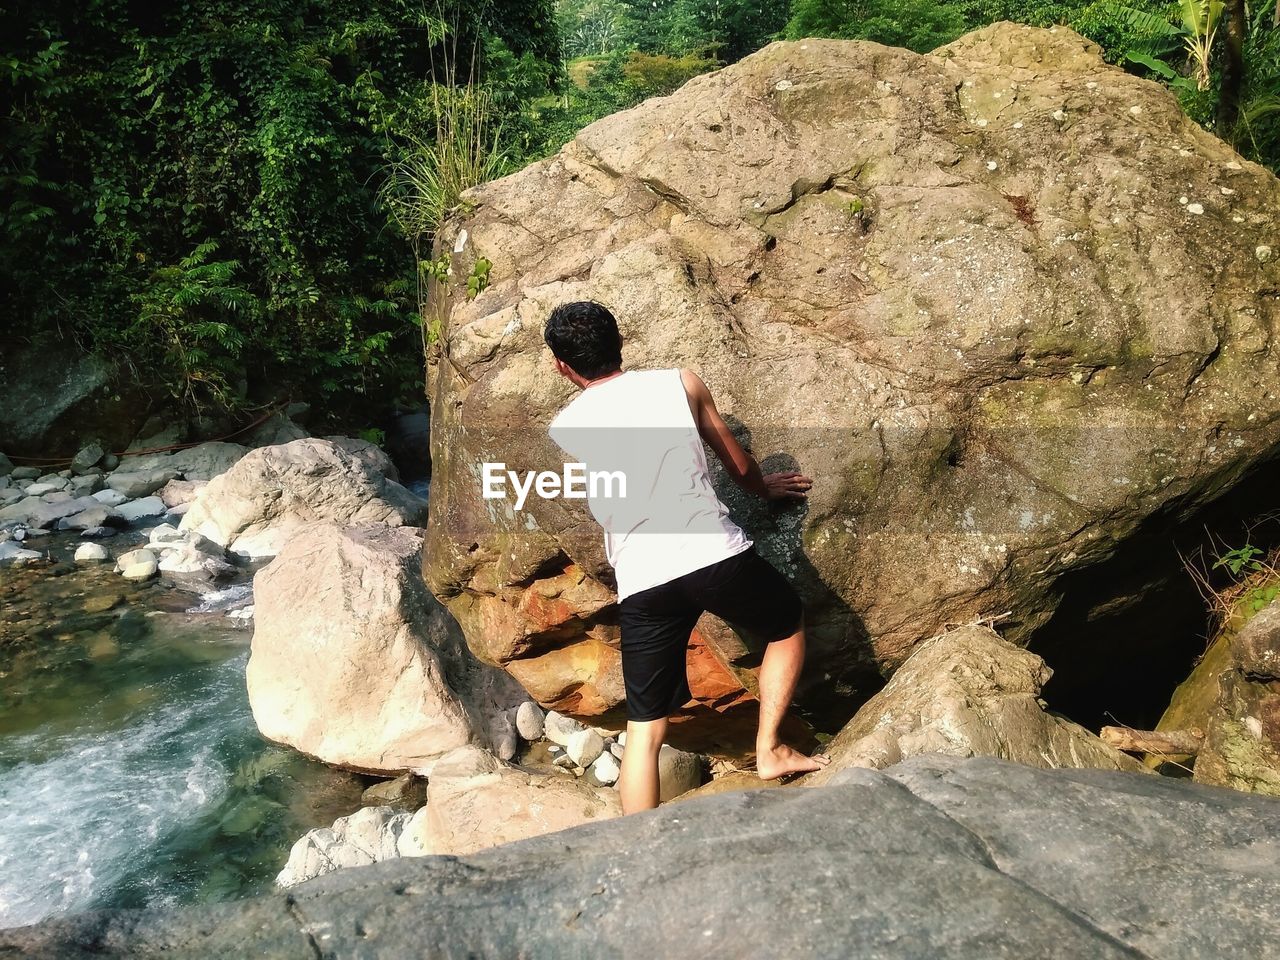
[3,755,1279,959]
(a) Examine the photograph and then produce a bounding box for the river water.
[0,536,369,929]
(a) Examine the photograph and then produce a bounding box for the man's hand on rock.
[763,472,811,501]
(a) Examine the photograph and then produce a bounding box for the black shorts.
[617,547,803,722]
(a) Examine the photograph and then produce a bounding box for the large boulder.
[402,744,620,855]
[180,438,427,557]
[0,330,152,456]
[246,523,524,773]
[8,756,1280,959]
[168,441,249,481]
[805,625,1146,784]
[421,24,1280,721]
[1194,597,1280,795]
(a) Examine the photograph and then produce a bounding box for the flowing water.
[0,536,369,929]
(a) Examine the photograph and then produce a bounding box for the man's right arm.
[679,368,811,501]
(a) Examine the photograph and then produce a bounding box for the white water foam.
[0,656,246,929]
[185,582,254,615]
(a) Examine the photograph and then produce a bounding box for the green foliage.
[784,0,968,53]
[1215,543,1266,577]
[381,86,510,250]
[1233,12,1280,167]
[1073,0,1183,63]
[1,0,558,418]
[358,426,387,445]
[622,50,721,95]
[953,0,1083,28]
[466,257,493,299]
[129,241,253,409]
[559,0,627,57]
[1245,581,1280,613]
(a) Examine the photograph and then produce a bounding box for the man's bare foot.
[755,744,831,781]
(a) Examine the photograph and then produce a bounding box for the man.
[544,300,829,814]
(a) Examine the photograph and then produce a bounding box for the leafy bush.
[0,0,557,418]
[785,0,968,52]
[622,50,722,96]
[1071,0,1183,63]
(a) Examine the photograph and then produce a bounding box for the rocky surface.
[401,743,621,856]
[247,523,525,774]
[276,806,417,889]
[0,331,150,456]
[1195,597,1280,795]
[806,625,1146,784]
[6,755,1280,958]
[421,23,1280,723]
[180,438,427,558]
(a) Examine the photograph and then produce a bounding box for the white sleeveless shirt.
[548,369,752,601]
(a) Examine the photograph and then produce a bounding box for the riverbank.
[0,531,369,928]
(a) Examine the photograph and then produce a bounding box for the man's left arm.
[679,368,811,501]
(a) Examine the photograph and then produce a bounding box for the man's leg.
[753,621,828,780]
[617,716,668,814]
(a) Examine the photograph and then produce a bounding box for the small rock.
[149,523,187,546]
[610,742,625,760]
[68,474,104,496]
[106,470,180,499]
[74,543,110,563]
[1186,203,1205,215]
[100,454,120,471]
[26,481,68,496]
[589,751,621,786]
[71,443,105,473]
[0,453,12,477]
[545,710,587,747]
[117,547,158,577]
[362,773,428,809]
[515,701,545,741]
[1257,245,1274,263]
[489,711,518,761]
[83,594,122,613]
[92,489,130,507]
[159,544,236,579]
[117,496,168,523]
[80,526,118,540]
[553,752,577,770]
[567,729,605,768]
[0,542,42,565]
[658,744,703,802]
[61,503,126,532]
[121,559,158,581]
[10,467,40,481]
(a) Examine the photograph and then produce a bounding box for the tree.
[0,0,558,417]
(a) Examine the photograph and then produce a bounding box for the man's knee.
[624,717,668,752]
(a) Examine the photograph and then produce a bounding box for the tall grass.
[378,16,511,355]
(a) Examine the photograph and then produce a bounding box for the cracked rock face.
[423,23,1280,720]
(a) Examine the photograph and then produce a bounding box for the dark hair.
[543,301,623,379]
